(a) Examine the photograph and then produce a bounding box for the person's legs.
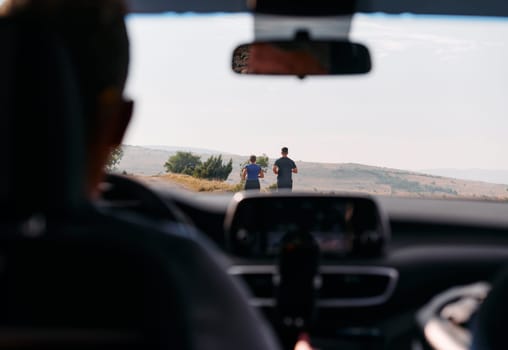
[245,179,260,191]
[277,181,293,192]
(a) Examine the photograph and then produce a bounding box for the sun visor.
[251,0,355,16]
[126,0,508,17]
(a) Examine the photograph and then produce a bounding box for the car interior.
[2,0,508,349]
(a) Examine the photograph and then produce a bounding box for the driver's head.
[4,0,132,199]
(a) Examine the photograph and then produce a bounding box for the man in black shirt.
[273,147,298,191]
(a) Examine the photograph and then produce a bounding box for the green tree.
[106,146,123,172]
[164,151,202,175]
[256,154,269,171]
[194,155,233,181]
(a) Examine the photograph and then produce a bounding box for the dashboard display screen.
[264,201,355,255]
[266,229,353,255]
[227,196,386,258]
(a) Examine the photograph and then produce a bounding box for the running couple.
[242,147,298,191]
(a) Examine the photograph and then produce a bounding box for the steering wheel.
[471,268,508,350]
[100,173,191,224]
[416,282,490,350]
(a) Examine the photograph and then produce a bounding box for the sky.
[123,13,508,171]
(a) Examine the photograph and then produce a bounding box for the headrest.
[0,17,86,219]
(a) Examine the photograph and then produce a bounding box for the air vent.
[228,265,398,308]
[317,266,398,307]
[229,266,277,307]
[240,273,274,298]
[320,273,391,298]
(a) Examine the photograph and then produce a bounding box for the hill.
[421,168,508,185]
[118,145,508,200]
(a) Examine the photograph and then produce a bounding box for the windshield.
[118,13,508,200]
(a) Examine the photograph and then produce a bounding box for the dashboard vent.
[317,266,398,307]
[240,273,274,298]
[228,265,277,307]
[228,265,398,308]
[320,273,390,299]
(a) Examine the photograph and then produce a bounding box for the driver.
[3,0,133,201]
[1,2,310,349]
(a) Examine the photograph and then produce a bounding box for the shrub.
[164,151,202,175]
[267,183,278,192]
[106,146,123,172]
[194,155,233,181]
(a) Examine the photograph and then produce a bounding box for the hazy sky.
[123,13,508,171]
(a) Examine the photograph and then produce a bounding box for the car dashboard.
[144,185,508,350]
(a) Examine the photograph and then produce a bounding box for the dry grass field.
[136,173,240,193]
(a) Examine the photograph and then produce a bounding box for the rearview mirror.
[232,40,372,78]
